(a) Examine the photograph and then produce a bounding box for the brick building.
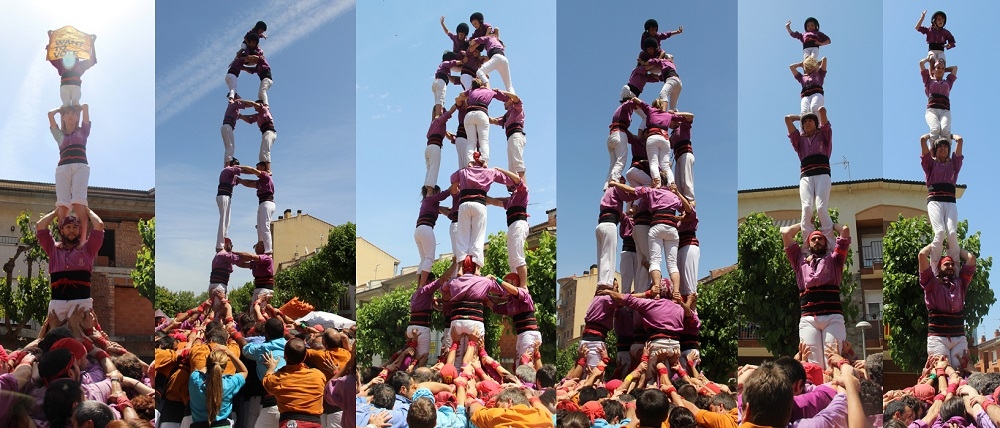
[0,180,155,356]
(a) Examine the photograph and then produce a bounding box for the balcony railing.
[738,320,761,340]
[0,236,19,246]
[861,239,883,268]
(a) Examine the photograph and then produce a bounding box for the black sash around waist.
[506,206,528,226]
[631,158,651,176]
[651,209,680,227]
[258,120,275,134]
[800,84,825,97]
[448,211,458,222]
[800,154,831,178]
[460,188,487,205]
[455,127,467,139]
[673,140,693,157]
[409,309,432,327]
[223,115,238,127]
[451,300,485,322]
[505,124,524,138]
[929,43,945,51]
[582,321,609,341]
[58,144,88,166]
[634,211,652,226]
[802,40,820,49]
[435,72,450,81]
[467,104,489,113]
[417,213,438,228]
[927,310,965,337]
[662,68,678,80]
[627,83,642,96]
[427,133,444,147]
[610,122,628,133]
[50,270,92,300]
[927,182,957,203]
[61,72,83,86]
[488,47,505,58]
[279,412,321,423]
[210,268,231,285]
[258,192,274,204]
[679,230,699,247]
[217,183,234,197]
[512,311,539,334]
[680,333,700,350]
[799,284,843,316]
[599,208,621,225]
[190,414,233,428]
[927,93,951,111]
[621,236,636,252]
[634,326,649,343]
[254,275,274,289]
[616,338,633,353]
[649,329,681,341]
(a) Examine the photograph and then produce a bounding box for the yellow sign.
[46,26,95,62]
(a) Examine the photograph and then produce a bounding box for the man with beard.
[918,242,976,369]
[36,209,104,324]
[781,222,850,369]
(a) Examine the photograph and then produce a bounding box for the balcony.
[861,239,883,270]
[0,235,18,246]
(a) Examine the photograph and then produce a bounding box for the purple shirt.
[39,228,103,274]
[0,373,18,427]
[614,307,634,337]
[640,31,674,49]
[785,237,851,291]
[670,121,692,146]
[792,384,837,421]
[790,392,846,428]
[327,374,357,428]
[635,187,682,212]
[920,264,975,313]
[464,87,499,108]
[611,100,638,129]
[447,32,469,53]
[411,279,444,313]
[789,30,831,47]
[246,104,275,133]
[418,191,450,219]
[789,122,833,160]
[677,208,698,234]
[599,187,637,217]
[450,166,512,192]
[212,251,240,277]
[250,254,274,280]
[223,100,253,126]
[682,310,701,336]
[921,152,962,185]
[622,294,684,333]
[447,274,503,302]
[470,22,493,40]
[795,69,827,91]
[449,192,460,221]
[436,60,462,79]
[503,181,529,210]
[428,110,453,140]
[494,92,524,130]
[256,173,275,200]
[646,58,677,75]
[493,287,535,316]
[584,295,617,332]
[619,215,634,239]
[627,65,659,92]
[628,131,646,159]
[470,35,503,53]
[220,166,241,186]
[637,103,675,130]
[50,121,92,150]
[922,69,956,97]
[917,26,955,46]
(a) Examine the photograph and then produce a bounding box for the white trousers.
[649,224,679,275]
[626,167,653,188]
[646,135,673,185]
[507,220,528,269]
[258,77,272,106]
[648,338,681,357]
[251,287,274,304]
[607,131,628,184]
[478,54,514,93]
[678,244,700,296]
[449,221,459,260]
[925,108,952,141]
[322,412,341,428]
[658,76,682,111]
[455,137,470,168]
[55,163,90,208]
[798,314,846,370]
[464,111,491,163]
[800,93,825,115]
[632,224,651,292]
[450,320,486,341]
[674,152,695,203]
[259,130,277,163]
[802,47,820,59]
[61,85,82,106]
[217,195,232,250]
[619,85,638,103]
[257,201,276,254]
[406,325,432,357]
[414,224,436,272]
[424,144,442,187]
[209,283,229,301]
[460,74,474,91]
[579,340,606,369]
[457,202,487,266]
[507,132,526,173]
[226,73,238,97]
[221,124,235,166]
[927,335,969,370]
[48,298,93,323]
[516,330,542,360]
[432,78,447,106]
[596,222,618,286]
[929,50,946,63]
[680,348,701,373]
[927,201,960,270]
[799,174,833,242]
[620,251,639,295]
[254,405,279,428]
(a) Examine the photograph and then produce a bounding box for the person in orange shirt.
[469,386,553,428]
[739,361,793,428]
[262,338,327,428]
[304,329,352,380]
[189,322,241,374]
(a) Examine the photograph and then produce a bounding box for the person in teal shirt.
[189,348,248,426]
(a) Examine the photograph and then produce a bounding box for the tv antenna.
[833,156,852,192]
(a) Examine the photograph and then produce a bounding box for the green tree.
[131,218,155,304]
[154,286,203,319]
[697,271,739,380]
[526,232,557,363]
[227,282,255,315]
[0,211,51,340]
[883,216,994,371]
[357,284,415,367]
[735,211,858,357]
[275,222,355,311]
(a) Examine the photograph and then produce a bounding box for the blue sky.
[882,1,1000,339]
[356,1,556,275]
[155,0,356,293]
[556,1,738,280]
[0,1,154,190]
[738,0,883,189]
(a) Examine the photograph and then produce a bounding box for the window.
[860,235,883,268]
[98,229,116,267]
[867,303,881,320]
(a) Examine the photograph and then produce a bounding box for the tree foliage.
[357,284,416,367]
[697,272,739,380]
[131,218,155,304]
[0,211,51,340]
[735,211,858,358]
[155,286,203,319]
[275,222,355,311]
[884,215,994,371]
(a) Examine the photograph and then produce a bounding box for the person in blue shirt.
[189,348,248,426]
[241,317,287,427]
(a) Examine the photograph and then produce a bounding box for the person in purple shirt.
[226,32,266,101]
[462,80,504,165]
[443,267,508,346]
[409,258,459,365]
[425,104,458,194]
[599,278,686,379]
[668,112,696,203]
[624,128,653,188]
[238,100,277,170]
[607,100,639,186]
[786,17,830,59]
[596,179,638,290]
[919,54,958,142]
[208,237,243,314]
[37,208,104,323]
[238,162,276,255]
[470,28,514,94]
[620,41,662,102]
[785,106,834,245]
[221,96,257,167]
[579,283,620,369]
[490,91,525,179]
[440,17,470,54]
[780,222,851,370]
[447,191,461,260]
[469,12,494,40]
[918,243,976,370]
[216,159,251,251]
[432,53,465,120]
[647,55,682,111]
[415,186,451,287]
[448,154,519,271]
[916,10,955,63]
[48,103,93,237]
[490,273,542,364]
[641,19,683,51]
[676,206,699,309]
[921,133,964,271]
[236,240,276,304]
[790,55,827,115]
[48,33,97,107]
[632,98,686,188]
[618,213,639,295]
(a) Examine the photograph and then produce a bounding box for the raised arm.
[87,207,105,231]
[485,196,508,208]
[781,223,802,248]
[673,112,694,123]
[608,181,637,194]
[918,244,933,273]
[820,57,828,71]
[785,114,800,135]
[921,134,931,156]
[36,210,58,232]
[785,20,794,36]
[919,55,931,72]
[81,104,90,125]
[497,90,520,104]
[494,167,520,185]
[48,108,60,129]
[960,247,976,268]
[673,187,693,215]
[953,134,963,157]
[817,106,828,126]
[916,10,927,31]
[838,223,851,241]
[790,62,803,76]
[439,16,450,35]
[947,65,958,77]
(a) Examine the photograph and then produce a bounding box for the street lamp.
[856,321,872,359]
